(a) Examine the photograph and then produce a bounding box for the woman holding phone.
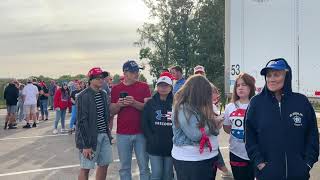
[223,73,256,180]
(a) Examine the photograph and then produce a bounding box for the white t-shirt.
[224,101,249,160]
[22,84,39,105]
[171,135,219,161]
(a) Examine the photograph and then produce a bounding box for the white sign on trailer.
[225,0,320,98]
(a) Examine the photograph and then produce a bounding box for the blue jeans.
[48,95,54,109]
[40,99,49,118]
[117,134,150,180]
[16,100,24,121]
[69,105,77,129]
[149,155,173,180]
[54,109,66,129]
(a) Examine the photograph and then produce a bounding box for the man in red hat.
[76,67,113,180]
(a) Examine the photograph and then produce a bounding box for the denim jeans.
[16,100,24,121]
[69,105,77,129]
[116,134,150,180]
[40,99,49,118]
[54,109,66,129]
[48,95,54,109]
[149,155,173,180]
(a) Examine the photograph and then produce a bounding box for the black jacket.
[142,92,173,157]
[75,87,111,151]
[4,83,19,106]
[245,59,319,180]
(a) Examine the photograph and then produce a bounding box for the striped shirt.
[95,92,107,133]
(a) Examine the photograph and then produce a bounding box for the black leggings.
[230,152,255,180]
[173,156,218,180]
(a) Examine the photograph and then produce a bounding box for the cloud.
[0,0,151,79]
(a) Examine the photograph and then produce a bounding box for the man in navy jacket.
[245,58,319,180]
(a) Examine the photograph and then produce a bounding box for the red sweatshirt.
[54,88,72,110]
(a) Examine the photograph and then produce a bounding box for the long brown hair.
[231,73,256,102]
[173,75,218,134]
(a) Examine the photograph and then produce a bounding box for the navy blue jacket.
[142,92,173,157]
[4,83,19,106]
[245,59,319,180]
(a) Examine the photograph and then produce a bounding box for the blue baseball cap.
[260,58,288,75]
[123,60,143,72]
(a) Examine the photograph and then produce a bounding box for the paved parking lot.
[0,109,319,180]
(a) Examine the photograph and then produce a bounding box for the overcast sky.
[0,0,150,79]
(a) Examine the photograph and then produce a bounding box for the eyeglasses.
[93,77,104,80]
[157,83,171,88]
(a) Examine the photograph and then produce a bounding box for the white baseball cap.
[156,76,173,86]
[194,65,205,74]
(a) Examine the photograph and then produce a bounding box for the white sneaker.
[53,129,58,134]
[221,171,233,179]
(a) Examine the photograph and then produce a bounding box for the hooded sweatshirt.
[54,88,72,110]
[142,92,173,157]
[4,83,19,106]
[245,59,319,180]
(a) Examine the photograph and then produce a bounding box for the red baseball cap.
[87,67,107,79]
[160,71,175,80]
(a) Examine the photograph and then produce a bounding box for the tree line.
[136,0,225,93]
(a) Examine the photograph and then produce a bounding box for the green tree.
[136,0,176,78]
[139,74,148,82]
[112,74,121,84]
[194,0,225,94]
[137,0,225,95]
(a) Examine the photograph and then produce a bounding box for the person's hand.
[144,97,152,103]
[212,95,220,105]
[124,96,135,106]
[215,114,224,129]
[117,98,127,108]
[82,148,93,160]
[216,114,224,122]
[257,162,267,171]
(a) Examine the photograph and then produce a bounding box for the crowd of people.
[2,58,320,180]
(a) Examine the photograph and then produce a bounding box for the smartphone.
[120,91,128,98]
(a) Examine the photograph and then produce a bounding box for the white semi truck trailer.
[225,0,320,99]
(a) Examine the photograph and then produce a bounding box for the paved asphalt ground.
[0,109,319,180]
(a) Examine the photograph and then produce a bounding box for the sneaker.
[32,123,37,128]
[60,129,68,133]
[221,171,233,179]
[53,129,58,134]
[8,124,17,129]
[4,122,8,130]
[68,128,75,135]
[44,118,48,121]
[23,123,31,128]
[12,123,17,126]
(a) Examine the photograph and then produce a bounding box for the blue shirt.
[173,78,186,94]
